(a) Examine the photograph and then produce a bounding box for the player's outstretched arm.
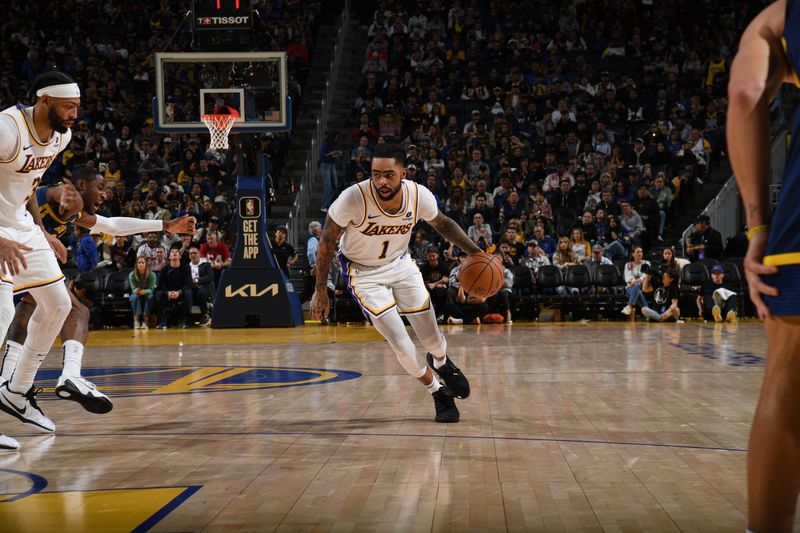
[311,216,345,320]
[428,212,482,255]
[77,214,195,237]
[727,0,790,319]
[163,215,197,235]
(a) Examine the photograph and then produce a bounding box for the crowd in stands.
[0,0,758,326]
[1,0,325,328]
[320,0,759,323]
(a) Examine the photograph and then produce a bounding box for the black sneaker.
[55,375,113,414]
[432,386,460,423]
[427,353,470,399]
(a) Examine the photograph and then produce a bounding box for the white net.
[201,114,236,151]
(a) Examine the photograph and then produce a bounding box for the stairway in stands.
[269,9,366,241]
[662,159,733,254]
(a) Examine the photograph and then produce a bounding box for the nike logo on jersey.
[22,145,32,150]
[367,214,381,219]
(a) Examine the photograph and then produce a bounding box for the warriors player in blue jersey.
[311,144,494,423]
[1,165,195,416]
[729,0,800,530]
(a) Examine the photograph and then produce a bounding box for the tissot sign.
[197,16,250,26]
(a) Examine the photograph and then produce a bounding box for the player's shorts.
[764,264,800,316]
[0,225,64,294]
[338,252,430,318]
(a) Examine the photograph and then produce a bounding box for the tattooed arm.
[728,0,788,231]
[311,215,345,320]
[428,212,482,255]
[727,0,790,318]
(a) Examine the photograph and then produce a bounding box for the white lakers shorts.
[0,225,64,293]
[338,253,431,318]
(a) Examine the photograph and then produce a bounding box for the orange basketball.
[458,253,505,298]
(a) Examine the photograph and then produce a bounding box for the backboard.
[154,52,290,133]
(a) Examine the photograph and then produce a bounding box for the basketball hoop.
[201,114,236,151]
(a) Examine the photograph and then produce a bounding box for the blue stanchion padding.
[212,175,303,327]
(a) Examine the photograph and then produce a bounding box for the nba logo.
[240,196,260,218]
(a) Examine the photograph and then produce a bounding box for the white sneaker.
[0,433,19,450]
[0,382,55,433]
[55,375,113,414]
[447,317,464,325]
[621,305,632,316]
[133,317,141,329]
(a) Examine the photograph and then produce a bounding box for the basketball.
[458,253,505,298]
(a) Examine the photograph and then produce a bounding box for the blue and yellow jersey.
[764,0,800,267]
[35,184,82,238]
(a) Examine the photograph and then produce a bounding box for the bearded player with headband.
[0,71,85,450]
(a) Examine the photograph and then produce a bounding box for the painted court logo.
[33,366,361,398]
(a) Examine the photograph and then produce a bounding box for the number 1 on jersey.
[378,240,389,259]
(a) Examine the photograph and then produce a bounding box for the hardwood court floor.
[0,321,772,532]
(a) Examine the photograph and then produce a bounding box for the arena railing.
[288,0,349,248]
[681,125,789,254]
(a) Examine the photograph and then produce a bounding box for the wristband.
[746,225,769,240]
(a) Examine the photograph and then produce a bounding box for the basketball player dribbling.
[0,71,82,450]
[1,165,196,415]
[728,0,800,530]
[311,143,490,422]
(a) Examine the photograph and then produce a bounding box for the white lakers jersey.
[329,179,439,266]
[0,105,71,229]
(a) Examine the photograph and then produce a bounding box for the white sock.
[432,354,447,369]
[8,346,45,394]
[425,378,442,394]
[0,341,22,381]
[61,340,84,377]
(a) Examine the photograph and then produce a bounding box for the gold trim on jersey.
[40,201,81,229]
[354,181,369,228]
[0,112,21,164]
[13,274,65,294]
[0,275,12,285]
[40,202,69,225]
[20,107,57,147]
[412,181,420,224]
[764,252,800,267]
[398,299,431,315]
[782,37,800,88]
[367,180,409,218]
[346,261,396,316]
